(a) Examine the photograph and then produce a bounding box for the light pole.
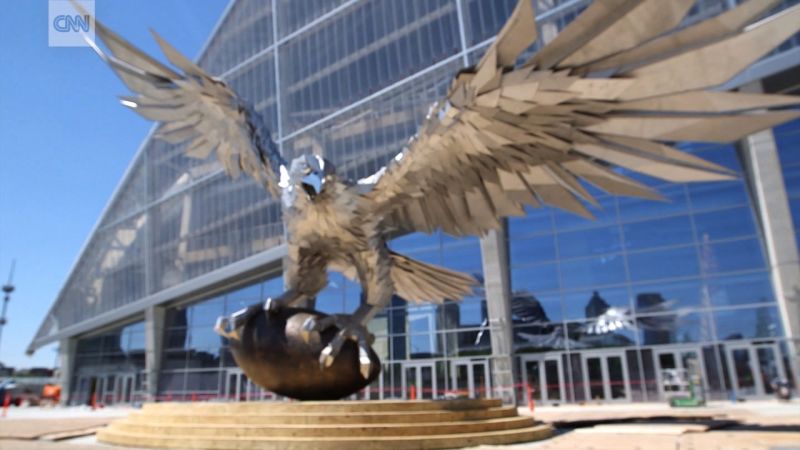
[0,261,15,359]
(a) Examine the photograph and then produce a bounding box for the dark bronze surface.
[228,305,381,400]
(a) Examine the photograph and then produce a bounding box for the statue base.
[97,398,552,449]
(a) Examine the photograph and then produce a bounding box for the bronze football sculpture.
[76,0,800,400]
[216,305,380,400]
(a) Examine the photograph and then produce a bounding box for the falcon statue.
[79,0,800,380]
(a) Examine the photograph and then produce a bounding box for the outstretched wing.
[367,0,800,236]
[82,10,285,197]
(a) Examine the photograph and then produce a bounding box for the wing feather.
[365,0,800,237]
[82,8,285,197]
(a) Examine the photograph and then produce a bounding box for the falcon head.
[288,154,336,201]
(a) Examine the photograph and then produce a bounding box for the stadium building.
[29,0,800,406]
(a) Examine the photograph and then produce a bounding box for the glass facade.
[159,276,284,400]
[41,0,800,405]
[71,321,146,405]
[775,117,800,250]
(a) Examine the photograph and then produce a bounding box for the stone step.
[96,424,552,450]
[141,398,501,414]
[127,406,518,425]
[110,416,536,438]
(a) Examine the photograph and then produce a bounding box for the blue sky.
[0,0,228,368]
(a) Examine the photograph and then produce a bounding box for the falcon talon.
[300,317,317,343]
[263,297,280,314]
[358,344,373,380]
[319,346,335,370]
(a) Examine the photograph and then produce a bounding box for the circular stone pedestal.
[97,398,552,449]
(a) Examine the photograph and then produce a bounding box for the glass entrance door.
[726,343,785,399]
[403,362,437,399]
[451,359,491,399]
[225,369,259,401]
[115,374,135,404]
[582,352,629,401]
[654,347,705,400]
[521,355,565,404]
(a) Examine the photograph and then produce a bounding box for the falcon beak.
[301,172,323,199]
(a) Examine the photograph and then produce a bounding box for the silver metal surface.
[77,0,800,380]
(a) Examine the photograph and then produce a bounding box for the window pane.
[554,195,617,231]
[514,324,566,352]
[442,242,483,273]
[562,287,630,321]
[632,279,703,312]
[558,226,622,259]
[190,297,225,327]
[508,206,554,237]
[628,246,699,282]
[700,239,766,274]
[510,234,557,264]
[185,370,221,392]
[693,207,757,242]
[618,185,687,222]
[622,215,693,250]
[511,263,560,293]
[714,307,784,341]
[704,273,775,307]
[637,311,713,345]
[560,255,626,288]
[688,182,748,211]
[511,292,561,323]
[566,321,636,348]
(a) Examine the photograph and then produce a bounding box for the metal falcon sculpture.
[81,0,800,397]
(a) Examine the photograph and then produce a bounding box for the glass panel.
[405,366,417,399]
[420,366,434,400]
[633,279,703,312]
[622,215,693,251]
[688,182,748,211]
[562,287,629,321]
[714,307,784,341]
[607,356,626,400]
[568,353,586,402]
[618,185,688,221]
[510,235,557,263]
[560,255,626,289]
[586,357,604,400]
[511,263,560,293]
[544,360,561,401]
[558,226,622,259]
[703,273,774,307]
[227,373,238,400]
[454,363,469,397]
[524,360,543,401]
[731,348,757,396]
[658,353,677,371]
[512,292,561,324]
[627,246,700,282]
[554,195,618,231]
[693,207,757,241]
[567,320,636,349]
[756,347,780,395]
[124,377,133,403]
[508,206,553,237]
[637,312,714,345]
[279,0,460,134]
[473,363,488,399]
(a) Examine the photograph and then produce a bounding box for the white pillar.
[57,338,75,406]
[480,223,517,404]
[144,306,165,402]
[739,81,800,390]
